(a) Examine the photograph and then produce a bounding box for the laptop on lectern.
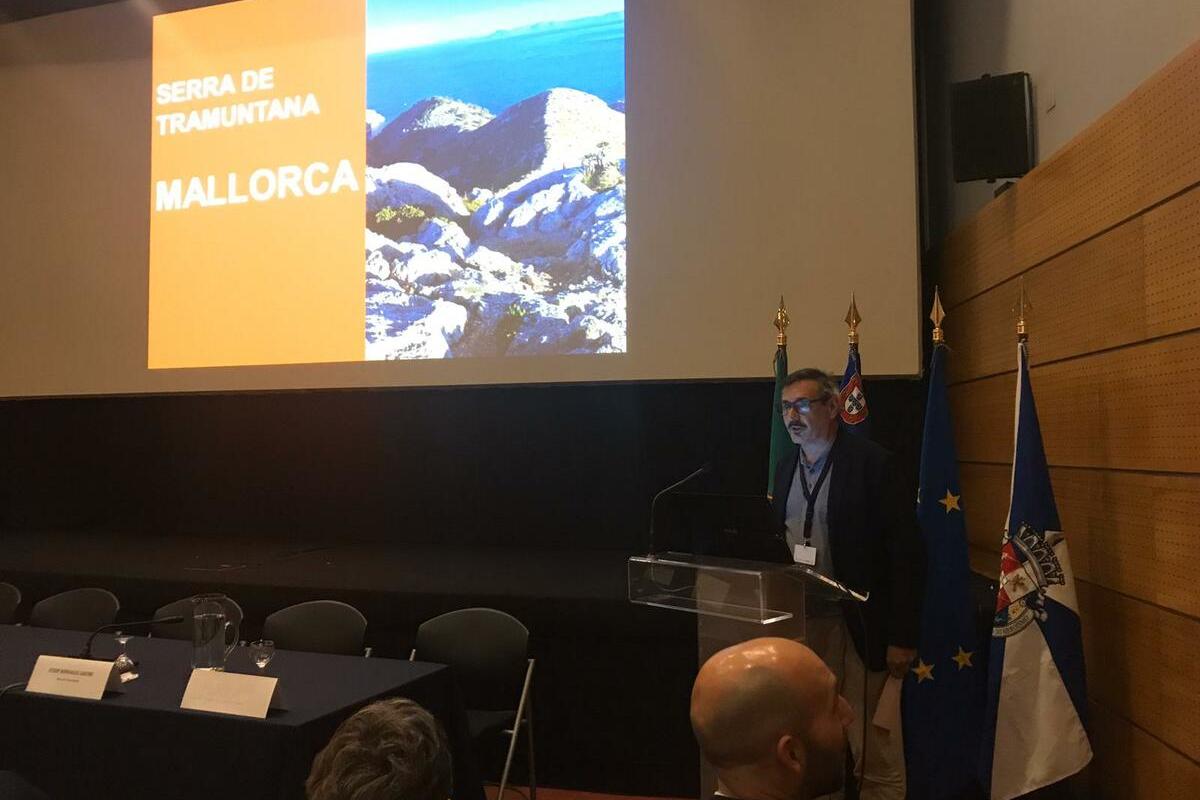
[655,491,792,564]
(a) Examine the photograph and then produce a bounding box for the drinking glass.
[113,631,135,672]
[249,639,275,672]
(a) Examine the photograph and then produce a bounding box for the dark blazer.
[771,430,925,671]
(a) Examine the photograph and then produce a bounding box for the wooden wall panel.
[958,462,1010,554]
[1077,581,1200,762]
[948,372,1015,465]
[940,39,1200,306]
[960,463,1200,619]
[942,29,1200,796]
[944,184,1200,385]
[968,544,997,579]
[1087,701,1200,800]
[951,332,1200,473]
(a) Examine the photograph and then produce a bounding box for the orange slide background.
[149,0,365,369]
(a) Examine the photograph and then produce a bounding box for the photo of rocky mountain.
[364,2,626,360]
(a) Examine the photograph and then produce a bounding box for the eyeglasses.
[780,395,831,416]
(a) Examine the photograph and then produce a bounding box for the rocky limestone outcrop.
[368,97,494,168]
[365,162,470,219]
[364,90,627,358]
[366,109,386,139]
[378,88,625,193]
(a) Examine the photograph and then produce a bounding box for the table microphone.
[646,462,711,557]
[79,616,186,660]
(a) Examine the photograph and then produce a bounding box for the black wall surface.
[0,377,925,544]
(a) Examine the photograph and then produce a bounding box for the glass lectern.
[628,550,868,798]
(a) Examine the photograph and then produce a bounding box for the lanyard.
[797,454,833,545]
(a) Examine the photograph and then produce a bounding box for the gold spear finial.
[930,286,946,344]
[774,295,790,346]
[845,293,862,345]
[1014,277,1031,342]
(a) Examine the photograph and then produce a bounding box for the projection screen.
[0,0,920,397]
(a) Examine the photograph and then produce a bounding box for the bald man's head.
[691,638,852,799]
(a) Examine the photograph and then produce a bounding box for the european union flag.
[838,341,870,437]
[902,342,986,799]
[981,341,1091,799]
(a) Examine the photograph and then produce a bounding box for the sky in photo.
[367,0,623,53]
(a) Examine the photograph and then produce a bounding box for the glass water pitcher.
[190,593,238,671]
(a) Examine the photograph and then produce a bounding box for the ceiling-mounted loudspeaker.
[951,71,1034,183]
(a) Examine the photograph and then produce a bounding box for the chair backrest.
[0,770,51,800]
[262,600,367,655]
[0,583,22,625]
[28,587,120,631]
[414,608,529,712]
[150,594,244,640]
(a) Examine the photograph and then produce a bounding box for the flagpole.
[775,295,789,347]
[767,297,790,497]
[931,286,945,345]
[1015,277,1031,343]
[844,293,861,345]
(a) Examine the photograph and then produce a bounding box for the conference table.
[0,625,484,800]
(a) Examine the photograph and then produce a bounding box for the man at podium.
[771,368,925,800]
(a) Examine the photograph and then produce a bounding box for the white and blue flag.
[981,341,1092,799]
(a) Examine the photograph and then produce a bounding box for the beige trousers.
[807,615,906,800]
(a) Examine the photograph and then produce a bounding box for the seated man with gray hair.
[691,637,855,800]
[306,697,452,800]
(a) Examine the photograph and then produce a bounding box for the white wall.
[940,0,1200,230]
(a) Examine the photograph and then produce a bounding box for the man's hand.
[886,645,917,679]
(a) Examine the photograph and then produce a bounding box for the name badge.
[181,669,280,719]
[26,655,121,700]
[793,544,818,566]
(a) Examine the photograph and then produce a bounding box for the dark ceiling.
[1,0,125,24]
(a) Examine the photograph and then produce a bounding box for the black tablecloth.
[0,626,483,800]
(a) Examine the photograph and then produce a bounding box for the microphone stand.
[79,616,185,660]
[646,463,711,558]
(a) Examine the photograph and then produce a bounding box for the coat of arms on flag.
[994,523,1067,636]
[839,372,868,424]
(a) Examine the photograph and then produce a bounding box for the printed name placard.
[180,669,279,718]
[25,655,121,700]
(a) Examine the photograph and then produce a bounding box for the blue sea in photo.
[367,12,625,122]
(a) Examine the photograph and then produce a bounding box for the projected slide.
[149,0,626,369]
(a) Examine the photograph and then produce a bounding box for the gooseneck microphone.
[80,616,186,660]
[646,462,712,557]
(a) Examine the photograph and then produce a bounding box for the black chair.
[0,583,21,625]
[262,600,368,656]
[150,594,244,641]
[28,588,119,631]
[411,608,535,800]
[0,771,50,800]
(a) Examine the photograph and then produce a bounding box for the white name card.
[180,669,279,718]
[26,655,121,700]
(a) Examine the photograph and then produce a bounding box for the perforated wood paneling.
[951,332,1200,473]
[961,462,1200,619]
[959,462,1010,554]
[1088,701,1200,799]
[941,38,1200,307]
[948,372,1016,465]
[1078,581,1200,762]
[968,544,997,578]
[944,184,1200,385]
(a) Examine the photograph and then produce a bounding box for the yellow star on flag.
[952,646,975,670]
[938,489,961,513]
[912,659,935,683]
